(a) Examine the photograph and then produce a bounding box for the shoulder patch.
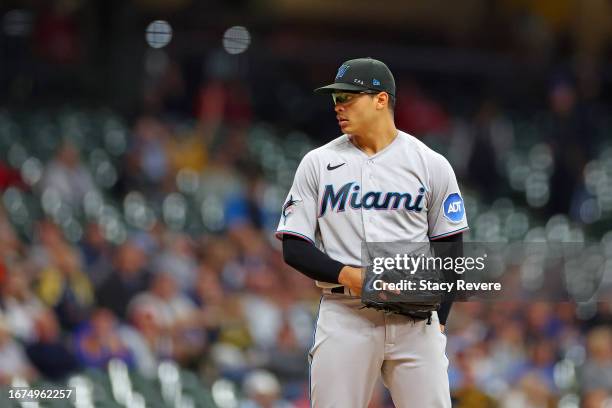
[282,194,302,223]
[443,193,465,223]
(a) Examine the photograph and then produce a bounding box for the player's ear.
[375,92,389,111]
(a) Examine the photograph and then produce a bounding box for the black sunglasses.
[331,91,380,105]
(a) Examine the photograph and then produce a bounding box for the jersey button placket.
[366,161,376,232]
[362,160,372,240]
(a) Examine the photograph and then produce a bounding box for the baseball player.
[276,58,468,407]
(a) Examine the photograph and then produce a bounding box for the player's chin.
[338,121,351,131]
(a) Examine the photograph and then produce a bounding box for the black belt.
[329,286,433,324]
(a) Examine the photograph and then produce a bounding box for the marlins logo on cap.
[336,64,350,79]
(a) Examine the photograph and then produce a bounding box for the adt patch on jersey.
[443,193,465,223]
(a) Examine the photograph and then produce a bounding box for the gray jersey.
[276,131,468,288]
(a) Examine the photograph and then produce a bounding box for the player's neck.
[350,120,398,156]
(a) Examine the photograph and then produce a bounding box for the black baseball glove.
[360,243,443,322]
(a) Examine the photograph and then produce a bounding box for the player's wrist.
[337,266,351,286]
[338,266,361,286]
[337,266,351,284]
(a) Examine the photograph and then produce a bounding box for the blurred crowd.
[0,125,322,405]
[446,302,612,408]
[1,36,612,407]
[2,0,612,406]
[0,100,609,408]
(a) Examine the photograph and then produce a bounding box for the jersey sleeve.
[427,154,469,240]
[275,153,319,245]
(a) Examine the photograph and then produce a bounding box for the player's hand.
[440,324,445,334]
[338,266,364,296]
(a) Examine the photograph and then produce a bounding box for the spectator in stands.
[123,302,170,378]
[0,160,24,191]
[40,141,97,208]
[189,264,224,350]
[488,320,527,385]
[196,79,253,127]
[36,244,94,330]
[198,146,242,207]
[195,261,251,350]
[29,219,68,272]
[128,271,205,363]
[466,100,506,199]
[580,326,612,392]
[514,339,558,392]
[25,309,80,381]
[240,266,285,351]
[581,389,612,408]
[394,81,449,136]
[265,316,308,400]
[143,60,188,115]
[166,124,208,175]
[543,77,596,217]
[0,266,45,342]
[0,210,24,260]
[500,371,557,408]
[32,1,82,64]
[123,116,171,194]
[582,302,612,330]
[152,232,198,291]
[192,263,225,310]
[96,240,150,319]
[79,222,113,288]
[461,342,498,394]
[224,162,272,231]
[201,236,247,293]
[126,304,175,366]
[524,303,562,341]
[73,308,134,370]
[0,263,6,303]
[240,258,313,354]
[239,369,293,408]
[0,316,37,384]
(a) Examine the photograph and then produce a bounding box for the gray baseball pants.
[308,294,451,408]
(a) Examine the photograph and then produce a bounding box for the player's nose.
[334,104,345,113]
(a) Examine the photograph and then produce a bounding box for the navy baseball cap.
[314,57,395,97]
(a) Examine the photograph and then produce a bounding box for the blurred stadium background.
[0,0,612,407]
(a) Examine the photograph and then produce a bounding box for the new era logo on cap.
[373,79,380,86]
